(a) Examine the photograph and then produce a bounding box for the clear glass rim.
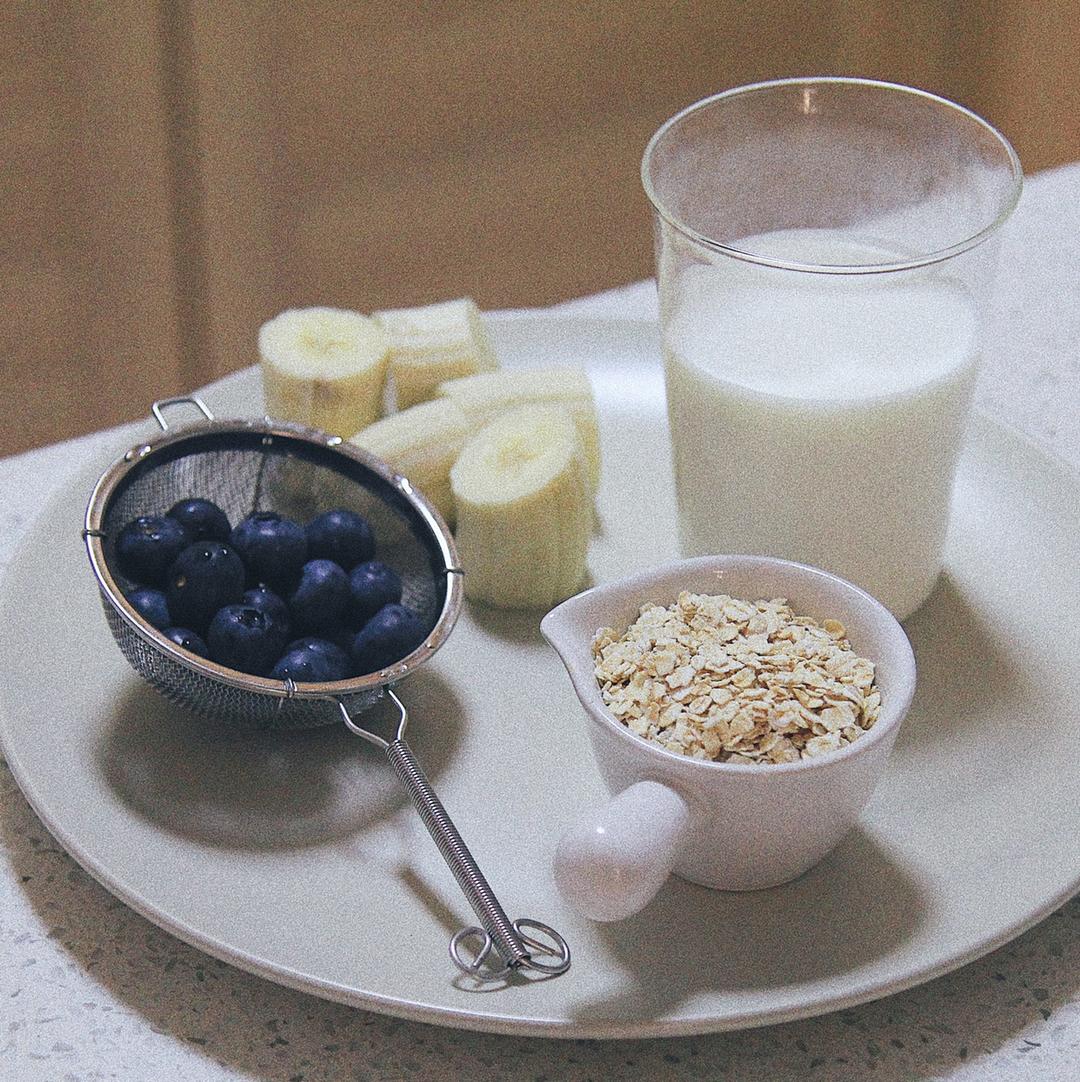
[641,76,1024,276]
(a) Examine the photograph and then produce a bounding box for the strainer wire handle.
[385,738,534,973]
[341,691,570,980]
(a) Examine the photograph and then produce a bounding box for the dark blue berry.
[284,636,352,665]
[305,508,375,571]
[290,627,354,656]
[270,640,350,683]
[350,603,426,675]
[230,512,307,589]
[207,604,283,676]
[289,559,350,636]
[165,541,245,632]
[126,587,171,630]
[348,561,402,624]
[115,515,189,585]
[167,498,231,544]
[243,585,290,642]
[161,626,209,658]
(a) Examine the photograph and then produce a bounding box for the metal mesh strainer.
[84,397,569,981]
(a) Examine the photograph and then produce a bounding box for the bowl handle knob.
[552,780,691,921]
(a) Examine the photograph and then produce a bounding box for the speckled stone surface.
[2,164,1079,1080]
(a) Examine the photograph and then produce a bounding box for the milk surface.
[663,230,979,619]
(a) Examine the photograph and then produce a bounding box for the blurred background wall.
[3,0,1079,457]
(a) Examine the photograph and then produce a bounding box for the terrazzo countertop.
[2,164,1079,1080]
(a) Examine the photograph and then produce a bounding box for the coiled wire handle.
[340,689,571,981]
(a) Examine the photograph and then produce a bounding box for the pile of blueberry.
[115,499,428,682]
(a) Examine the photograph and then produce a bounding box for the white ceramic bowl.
[541,555,917,921]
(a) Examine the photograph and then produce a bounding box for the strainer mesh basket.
[87,419,458,730]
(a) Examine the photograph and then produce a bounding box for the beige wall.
[4,1,1080,456]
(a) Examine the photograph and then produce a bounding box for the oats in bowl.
[591,591,881,765]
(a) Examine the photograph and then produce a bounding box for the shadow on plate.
[95,669,464,851]
[465,574,598,648]
[466,604,545,646]
[897,572,1022,755]
[567,826,927,1027]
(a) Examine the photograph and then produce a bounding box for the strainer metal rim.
[84,414,464,702]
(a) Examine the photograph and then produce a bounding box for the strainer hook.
[151,396,215,431]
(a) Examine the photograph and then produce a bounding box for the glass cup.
[641,78,1022,620]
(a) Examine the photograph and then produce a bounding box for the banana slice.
[450,405,591,609]
[437,366,600,494]
[259,307,390,436]
[350,398,475,525]
[374,297,498,411]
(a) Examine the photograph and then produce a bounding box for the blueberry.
[126,587,171,630]
[288,559,350,636]
[297,625,356,657]
[284,636,352,667]
[350,603,427,674]
[207,604,284,676]
[161,626,210,659]
[115,515,189,585]
[167,498,231,544]
[305,508,375,571]
[243,585,290,641]
[348,561,403,624]
[270,640,350,683]
[165,541,245,631]
[230,512,307,589]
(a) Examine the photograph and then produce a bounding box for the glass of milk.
[642,78,1022,620]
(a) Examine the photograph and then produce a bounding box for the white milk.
[662,230,979,620]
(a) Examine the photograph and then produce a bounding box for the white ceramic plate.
[2,316,1078,1038]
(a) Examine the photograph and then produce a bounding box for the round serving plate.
[1,315,1077,1038]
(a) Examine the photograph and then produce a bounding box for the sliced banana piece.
[259,306,389,436]
[350,398,475,525]
[450,405,591,610]
[437,366,600,494]
[374,297,498,411]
